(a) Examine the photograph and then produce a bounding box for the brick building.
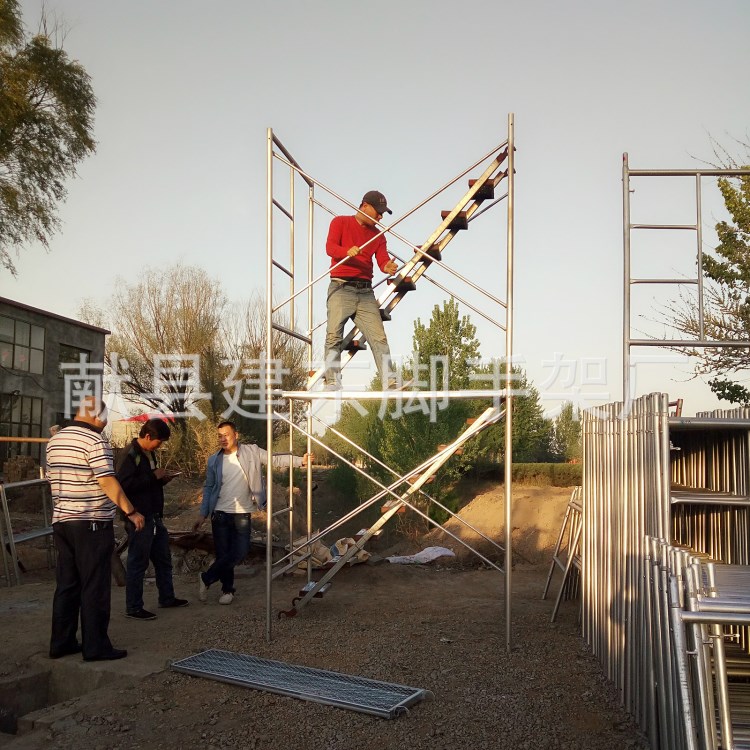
[0,296,109,466]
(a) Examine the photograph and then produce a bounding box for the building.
[0,296,109,465]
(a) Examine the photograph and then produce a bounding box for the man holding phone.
[116,418,188,620]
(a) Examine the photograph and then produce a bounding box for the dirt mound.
[426,484,575,564]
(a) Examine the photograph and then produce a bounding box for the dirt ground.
[0,475,648,750]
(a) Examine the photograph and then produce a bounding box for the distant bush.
[327,462,359,498]
[511,462,581,486]
[464,461,581,486]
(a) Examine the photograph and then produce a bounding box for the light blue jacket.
[200,443,302,517]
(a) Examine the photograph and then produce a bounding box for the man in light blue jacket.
[193,420,311,605]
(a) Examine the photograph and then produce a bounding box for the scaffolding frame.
[579,156,750,747]
[264,115,515,650]
[622,155,750,403]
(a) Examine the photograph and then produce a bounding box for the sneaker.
[198,573,209,602]
[159,598,189,609]
[218,592,234,605]
[322,381,341,392]
[125,608,157,620]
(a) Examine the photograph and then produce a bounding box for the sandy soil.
[0,477,648,750]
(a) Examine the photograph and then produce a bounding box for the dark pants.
[50,520,114,659]
[201,511,251,594]
[125,516,176,613]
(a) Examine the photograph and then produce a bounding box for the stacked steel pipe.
[581,394,750,749]
[646,541,750,749]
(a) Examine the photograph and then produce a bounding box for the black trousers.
[50,520,115,659]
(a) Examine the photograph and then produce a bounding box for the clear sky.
[5,0,750,418]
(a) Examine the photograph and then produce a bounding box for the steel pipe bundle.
[581,394,750,749]
[646,541,750,749]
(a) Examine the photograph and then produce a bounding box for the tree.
[101,264,228,417]
[322,300,557,512]
[377,299,482,483]
[79,263,307,446]
[0,0,96,275]
[667,140,750,404]
[551,402,581,462]
[218,294,307,445]
[472,362,555,464]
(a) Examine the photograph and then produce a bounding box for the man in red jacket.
[324,190,399,389]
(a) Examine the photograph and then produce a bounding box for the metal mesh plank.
[170,649,430,719]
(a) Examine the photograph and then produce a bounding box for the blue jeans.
[202,511,251,594]
[324,280,393,384]
[125,516,176,613]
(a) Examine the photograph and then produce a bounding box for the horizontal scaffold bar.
[279,389,508,401]
[629,338,750,348]
[271,323,312,345]
[668,417,750,430]
[628,168,750,177]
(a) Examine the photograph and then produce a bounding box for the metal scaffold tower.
[576,158,750,749]
[264,115,515,651]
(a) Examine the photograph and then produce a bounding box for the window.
[0,392,43,462]
[0,315,45,374]
[58,344,91,378]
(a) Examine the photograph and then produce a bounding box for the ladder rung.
[468,179,495,201]
[272,506,292,518]
[299,581,331,598]
[390,275,416,294]
[272,259,293,278]
[437,444,464,455]
[344,339,367,353]
[272,198,293,222]
[441,211,469,231]
[380,499,406,515]
[271,322,312,345]
[420,244,442,265]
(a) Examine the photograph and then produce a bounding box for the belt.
[332,278,371,289]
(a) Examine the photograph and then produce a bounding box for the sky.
[5,0,750,419]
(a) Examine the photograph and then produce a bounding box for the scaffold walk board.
[170,649,431,719]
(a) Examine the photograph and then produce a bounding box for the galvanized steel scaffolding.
[264,116,515,649]
[579,159,750,748]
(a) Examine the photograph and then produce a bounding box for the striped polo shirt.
[47,422,117,523]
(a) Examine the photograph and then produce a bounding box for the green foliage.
[323,299,555,517]
[0,0,96,274]
[412,298,480,387]
[551,402,582,462]
[668,155,750,404]
[707,175,750,290]
[326,461,359,498]
[703,173,750,403]
[510,462,582,486]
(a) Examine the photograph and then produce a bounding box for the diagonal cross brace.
[279,407,504,617]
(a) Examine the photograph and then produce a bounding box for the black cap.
[362,190,392,215]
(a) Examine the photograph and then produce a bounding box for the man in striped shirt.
[47,396,145,661]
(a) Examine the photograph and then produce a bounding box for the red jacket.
[326,215,390,280]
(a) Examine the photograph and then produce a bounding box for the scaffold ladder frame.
[265,116,515,651]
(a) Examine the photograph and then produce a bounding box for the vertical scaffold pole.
[306,183,314,586]
[622,153,631,406]
[265,127,274,642]
[288,164,296,560]
[504,112,515,653]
